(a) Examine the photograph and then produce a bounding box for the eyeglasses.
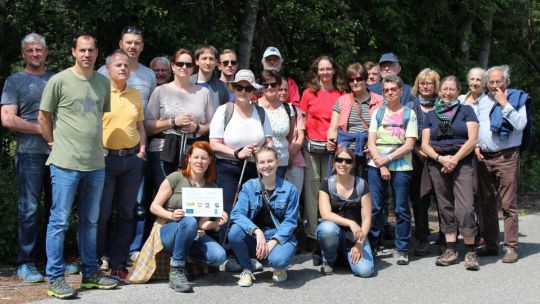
[174,61,193,68]
[441,87,457,93]
[419,82,434,87]
[348,76,366,83]
[221,60,238,66]
[232,84,255,93]
[263,82,279,89]
[383,87,399,94]
[334,157,353,164]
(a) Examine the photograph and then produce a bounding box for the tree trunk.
[238,0,259,69]
[478,11,494,68]
[457,2,476,59]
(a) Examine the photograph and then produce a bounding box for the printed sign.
[182,188,223,217]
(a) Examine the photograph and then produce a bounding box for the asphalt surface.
[37,213,540,304]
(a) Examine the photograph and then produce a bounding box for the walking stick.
[220,158,248,245]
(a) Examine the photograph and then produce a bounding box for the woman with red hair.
[129,141,227,293]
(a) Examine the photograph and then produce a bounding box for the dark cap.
[378,52,399,64]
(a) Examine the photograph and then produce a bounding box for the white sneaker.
[238,270,255,287]
[127,251,139,266]
[224,258,243,272]
[100,256,109,271]
[272,269,287,283]
[251,259,263,271]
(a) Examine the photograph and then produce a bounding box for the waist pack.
[305,139,327,154]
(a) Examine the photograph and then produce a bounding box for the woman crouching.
[228,146,299,287]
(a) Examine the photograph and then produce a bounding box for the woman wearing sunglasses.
[209,69,273,242]
[316,147,374,277]
[228,146,299,287]
[145,48,214,189]
[367,75,417,266]
[256,70,295,179]
[299,55,346,243]
[421,76,480,271]
[327,63,383,178]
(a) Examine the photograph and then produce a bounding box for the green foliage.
[0,154,18,265]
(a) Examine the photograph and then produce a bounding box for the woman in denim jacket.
[228,146,299,287]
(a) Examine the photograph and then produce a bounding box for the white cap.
[231,69,263,90]
[262,46,282,60]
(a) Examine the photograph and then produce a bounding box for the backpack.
[327,175,365,202]
[223,102,266,130]
[375,105,412,131]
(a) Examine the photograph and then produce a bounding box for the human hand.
[254,229,269,259]
[380,166,391,180]
[217,211,229,227]
[174,113,193,126]
[327,138,336,151]
[171,209,185,221]
[493,88,508,107]
[475,147,484,160]
[350,242,363,264]
[267,239,278,253]
[348,221,363,242]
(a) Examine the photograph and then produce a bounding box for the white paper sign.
[182,187,223,217]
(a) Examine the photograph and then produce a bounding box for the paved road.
[38,213,540,304]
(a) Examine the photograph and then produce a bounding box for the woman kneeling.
[316,147,374,277]
[228,146,299,287]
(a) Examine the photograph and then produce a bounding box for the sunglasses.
[334,157,354,164]
[174,61,193,68]
[232,84,255,93]
[348,76,366,83]
[383,87,399,94]
[221,60,238,66]
[263,82,279,89]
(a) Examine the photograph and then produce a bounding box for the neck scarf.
[419,95,435,106]
[435,98,461,121]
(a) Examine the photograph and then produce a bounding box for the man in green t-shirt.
[38,34,118,299]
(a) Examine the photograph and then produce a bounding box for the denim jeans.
[316,221,374,277]
[160,217,226,266]
[97,154,143,268]
[46,165,105,281]
[15,153,51,265]
[368,167,412,252]
[228,224,296,270]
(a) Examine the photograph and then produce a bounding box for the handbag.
[305,139,327,154]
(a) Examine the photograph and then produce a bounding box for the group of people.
[0,26,531,299]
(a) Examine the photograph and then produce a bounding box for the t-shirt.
[319,177,368,225]
[164,171,217,211]
[332,96,371,133]
[422,105,478,147]
[368,107,417,171]
[299,87,344,141]
[145,84,213,152]
[40,69,111,171]
[286,77,301,107]
[209,104,272,161]
[263,103,292,165]
[102,86,144,150]
[98,63,156,112]
[1,70,54,154]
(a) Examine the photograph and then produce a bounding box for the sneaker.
[110,267,129,283]
[17,264,44,283]
[47,277,77,299]
[64,263,80,275]
[81,272,118,289]
[436,249,459,266]
[100,256,110,271]
[272,269,287,283]
[396,252,409,265]
[414,238,431,256]
[237,270,254,287]
[502,246,518,263]
[169,264,193,293]
[476,244,499,257]
[320,261,333,275]
[224,258,243,272]
[464,252,480,271]
[251,259,264,272]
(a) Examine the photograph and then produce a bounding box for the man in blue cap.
[368,52,413,104]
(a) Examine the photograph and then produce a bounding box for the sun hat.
[230,69,263,90]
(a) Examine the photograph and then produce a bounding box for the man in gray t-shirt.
[0,33,53,283]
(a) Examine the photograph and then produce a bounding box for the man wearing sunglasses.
[261,46,300,107]
[368,53,413,105]
[218,49,239,83]
[190,45,230,111]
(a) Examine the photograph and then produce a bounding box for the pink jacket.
[337,92,383,132]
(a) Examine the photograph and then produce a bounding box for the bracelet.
[387,154,393,162]
[234,148,242,160]
[436,154,440,162]
[170,118,177,130]
[193,123,200,134]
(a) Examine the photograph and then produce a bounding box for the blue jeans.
[160,217,226,266]
[97,154,143,268]
[46,165,105,281]
[228,224,296,270]
[368,167,412,252]
[316,221,374,277]
[15,153,51,265]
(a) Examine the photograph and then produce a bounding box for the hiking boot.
[436,249,459,266]
[100,256,110,271]
[502,246,518,263]
[414,238,431,256]
[476,244,499,257]
[47,277,77,299]
[396,251,409,265]
[110,267,129,283]
[17,264,44,283]
[64,263,80,275]
[320,261,334,275]
[237,270,255,287]
[81,272,118,289]
[169,264,193,293]
[272,269,287,283]
[464,252,480,271]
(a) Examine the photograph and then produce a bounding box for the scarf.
[435,98,461,122]
[418,95,435,106]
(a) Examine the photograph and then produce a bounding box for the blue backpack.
[375,105,412,131]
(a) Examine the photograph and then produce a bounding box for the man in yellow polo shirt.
[97,49,146,282]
